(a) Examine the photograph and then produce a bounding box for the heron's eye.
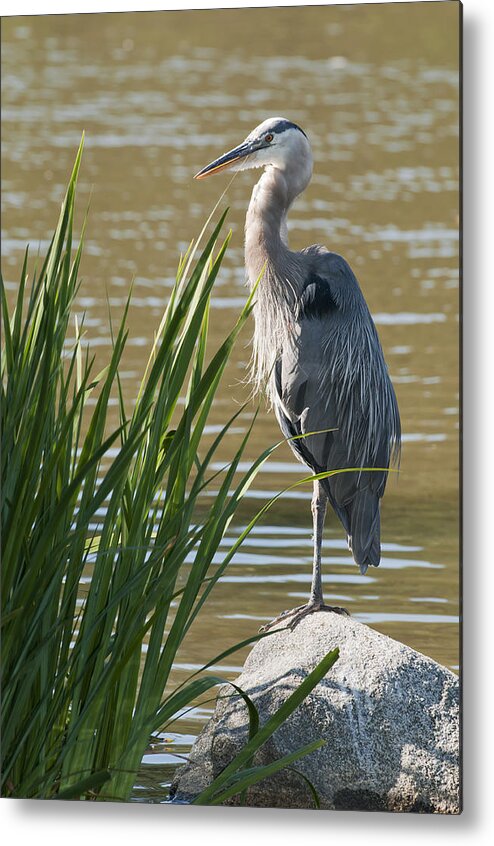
[264,133,274,143]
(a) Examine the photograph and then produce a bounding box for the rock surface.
[170,614,460,813]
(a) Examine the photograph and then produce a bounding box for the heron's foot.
[259,601,350,633]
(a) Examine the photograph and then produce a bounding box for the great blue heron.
[195,117,401,630]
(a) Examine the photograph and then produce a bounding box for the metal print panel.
[1,0,461,813]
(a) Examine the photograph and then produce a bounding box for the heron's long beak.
[194,139,259,179]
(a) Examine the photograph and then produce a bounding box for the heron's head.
[194,117,312,190]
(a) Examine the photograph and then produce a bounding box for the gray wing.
[272,251,400,573]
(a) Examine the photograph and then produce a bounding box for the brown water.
[1,3,460,801]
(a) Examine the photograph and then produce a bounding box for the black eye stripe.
[270,120,307,138]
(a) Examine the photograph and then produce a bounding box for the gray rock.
[170,614,460,813]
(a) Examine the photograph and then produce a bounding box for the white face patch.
[238,125,310,173]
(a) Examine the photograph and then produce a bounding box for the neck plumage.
[245,167,301,280]
[244,167,305,396]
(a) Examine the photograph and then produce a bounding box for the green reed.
[1,140,338,803]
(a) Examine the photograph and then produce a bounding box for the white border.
[0,0,468,16]
[1,0,492,843]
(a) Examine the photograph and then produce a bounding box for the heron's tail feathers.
[348,491,381,575]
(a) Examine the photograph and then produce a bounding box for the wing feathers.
[272,252,400,571]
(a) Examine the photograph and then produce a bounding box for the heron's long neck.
[245,167,299,287]
[244,167,304,394]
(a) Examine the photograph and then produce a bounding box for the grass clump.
[1,140,338,803]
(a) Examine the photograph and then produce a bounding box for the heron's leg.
[259,481,349,633]
[309,480,327,604]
